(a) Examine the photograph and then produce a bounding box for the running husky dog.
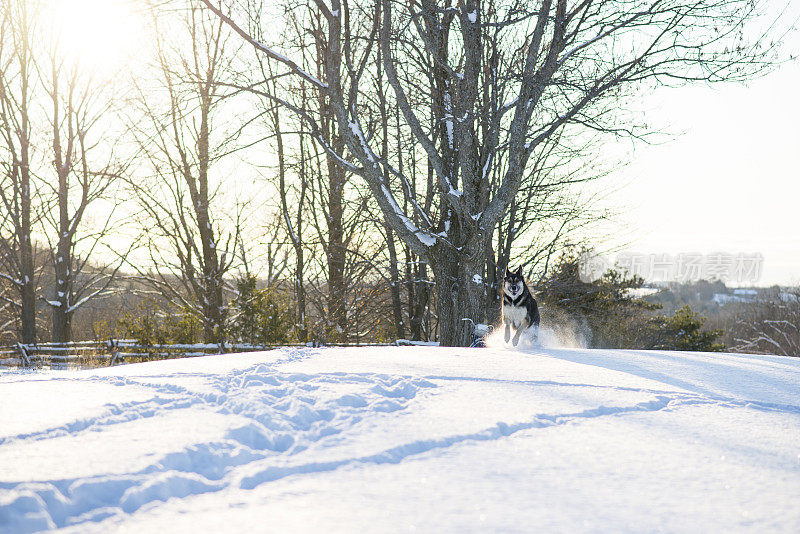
[502,266,540,346]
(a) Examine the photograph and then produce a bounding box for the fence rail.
[0,340,284,369]
[0,339,431,369]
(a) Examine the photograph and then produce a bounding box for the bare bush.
[732,289,800,357]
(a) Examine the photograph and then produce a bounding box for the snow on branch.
[380,185,436,247]
[199,1,328,91]
[0,272,23,288]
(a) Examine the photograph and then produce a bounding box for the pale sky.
[597,3,800,287]
[603,59,800,286]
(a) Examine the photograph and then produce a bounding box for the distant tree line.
[648,281,800,357]
[536,251,726,352]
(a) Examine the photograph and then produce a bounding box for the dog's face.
[504,267,525,298]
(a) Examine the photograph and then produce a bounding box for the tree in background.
[39,46,129,342]
[1,0,129,343]
[229,274,295,345]
[260,78,309,341]
[129,1,250,344]
[650,305,725,352]
[0,0,39,344]
[119,298,202,347]
[537,252,660,348]
[253,2,393,343]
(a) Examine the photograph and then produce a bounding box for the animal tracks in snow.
[2,346,799,533]
[0,362,443,531]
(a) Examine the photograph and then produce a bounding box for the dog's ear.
[516,266,523,277]
[505,267,512,277]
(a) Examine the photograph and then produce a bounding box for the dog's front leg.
[512,325,523,346]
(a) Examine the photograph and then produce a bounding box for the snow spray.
[484,308,591,350]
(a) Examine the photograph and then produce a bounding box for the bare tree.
[128,1,249,344]
[0,241,18,343]
[254,54,310,341]
[374,46,406,340]
[204,0,779,345]
[272,104,309,340]
[283,2,362,342]
[39,51,130,342]
[0,0,39,343]
[248,2,387,343]
[1,0,132,344]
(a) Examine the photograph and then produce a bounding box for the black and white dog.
[502,266,540,346]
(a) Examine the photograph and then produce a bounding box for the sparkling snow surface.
[1,347,799,533]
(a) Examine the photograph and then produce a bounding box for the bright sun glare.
[45,0,142,73]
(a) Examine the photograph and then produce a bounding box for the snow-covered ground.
[1,346,799,533]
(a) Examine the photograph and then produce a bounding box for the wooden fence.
[0,339,429,369]
[0,340,287,369]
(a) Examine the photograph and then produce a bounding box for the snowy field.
[1,346,799,533]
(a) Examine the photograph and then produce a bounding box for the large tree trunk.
[326,155,347,342]
[318,57,348,342]
[406,252,430,342]
[198,202,223,344]
[51,220,72,343]
[412,265,430,341]
[197,155,224,343]
[431,242,487,347]
[19,207,36,343]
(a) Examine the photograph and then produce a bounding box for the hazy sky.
[599,5,800,287]
[605,66,800,286]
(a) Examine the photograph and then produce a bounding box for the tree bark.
[326,148,348,341]
[385,225,405,339]
[431,244,487,346]
[409,259,430,341]
[18,90,36,345]
[18,41,36,344]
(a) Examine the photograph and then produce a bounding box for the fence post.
[108,339,121,366]
[16,342,30,368]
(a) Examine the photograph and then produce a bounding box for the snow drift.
[1,346,799,533]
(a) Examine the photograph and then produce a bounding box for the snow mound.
[1,346,799,533]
